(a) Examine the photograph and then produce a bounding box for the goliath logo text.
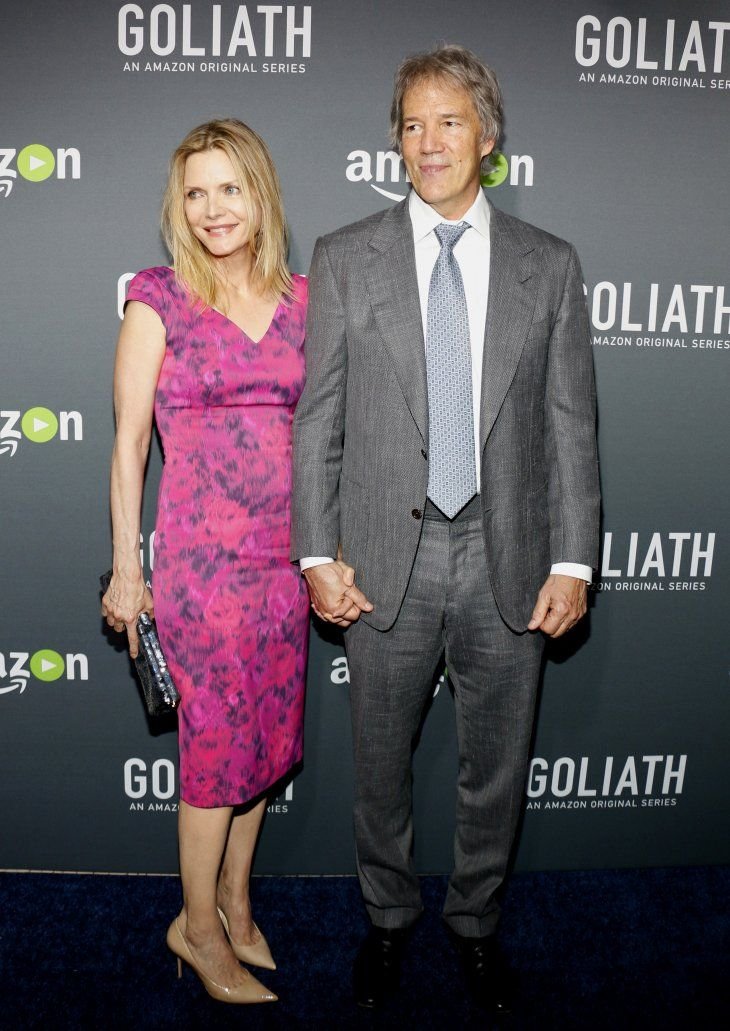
[346,150,534,202]
[118,4,312,57]
[575,17,730,73]
[0,650,89,696]
[587,281,730,350]
[0,146,81,198]
[527,754,686,810]
[125,758,177,802]
[124,758,294,812]
[0,408,83,457]
[595,532,715,593]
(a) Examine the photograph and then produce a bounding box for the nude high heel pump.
[217,906,277,970]
[167,918,277,1003]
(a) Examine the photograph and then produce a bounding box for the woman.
[101,120,308,1004]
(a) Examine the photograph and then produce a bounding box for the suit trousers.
[344,495,544,937]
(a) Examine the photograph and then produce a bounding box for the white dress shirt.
[301,188,592,583]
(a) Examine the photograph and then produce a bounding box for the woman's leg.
[177,799,251,986]
[217,797,268,944]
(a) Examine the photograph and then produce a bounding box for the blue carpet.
[0,867,727,1029]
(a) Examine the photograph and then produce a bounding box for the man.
[292,45,599,1012]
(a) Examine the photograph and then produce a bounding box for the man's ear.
[481,138,495,161]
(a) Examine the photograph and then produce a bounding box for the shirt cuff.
[299,556,335,571]
[550,562,593,583]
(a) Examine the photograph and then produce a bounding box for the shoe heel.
[176,956,182,979]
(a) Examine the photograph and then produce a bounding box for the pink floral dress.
[126,267,308,807]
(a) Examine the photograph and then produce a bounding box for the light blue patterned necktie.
[426,222,477,518]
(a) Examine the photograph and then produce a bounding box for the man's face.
[400,76,494,220]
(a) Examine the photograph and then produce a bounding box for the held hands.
[528,573,588,639]
[101,569,154,658]
[303,560,373,628]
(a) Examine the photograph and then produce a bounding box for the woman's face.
[183,148,254,261]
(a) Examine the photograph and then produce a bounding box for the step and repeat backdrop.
[1,1,728,874]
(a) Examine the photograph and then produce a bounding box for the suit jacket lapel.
[365,199,428,443]
[480,201,539,451]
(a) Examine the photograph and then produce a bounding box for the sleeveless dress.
[126,267,309,807]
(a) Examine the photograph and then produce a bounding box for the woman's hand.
[101,569,154,659]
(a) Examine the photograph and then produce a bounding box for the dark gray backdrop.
[1,0,728,874]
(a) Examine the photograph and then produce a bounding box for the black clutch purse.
[100,570,180,717]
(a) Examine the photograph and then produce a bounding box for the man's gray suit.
[292,193,600,934]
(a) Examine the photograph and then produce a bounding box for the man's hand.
[303,560,373,627]
[528,574,588,638]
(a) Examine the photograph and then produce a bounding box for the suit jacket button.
[421,449,427,460]
[412,508,422,520]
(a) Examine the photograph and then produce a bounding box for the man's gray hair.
[390,44,503,163]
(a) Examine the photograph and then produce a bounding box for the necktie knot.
[434,221,469,252]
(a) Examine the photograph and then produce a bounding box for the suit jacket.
[291,194,600,632]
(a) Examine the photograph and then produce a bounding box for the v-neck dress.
[126,266,308,807]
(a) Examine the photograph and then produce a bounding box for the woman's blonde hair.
[161,119,293,307]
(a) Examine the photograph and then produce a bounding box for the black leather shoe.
[353,926,409,1009]
[449,931,516,1015]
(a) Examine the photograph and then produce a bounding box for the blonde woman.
[101,120,308,1004]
